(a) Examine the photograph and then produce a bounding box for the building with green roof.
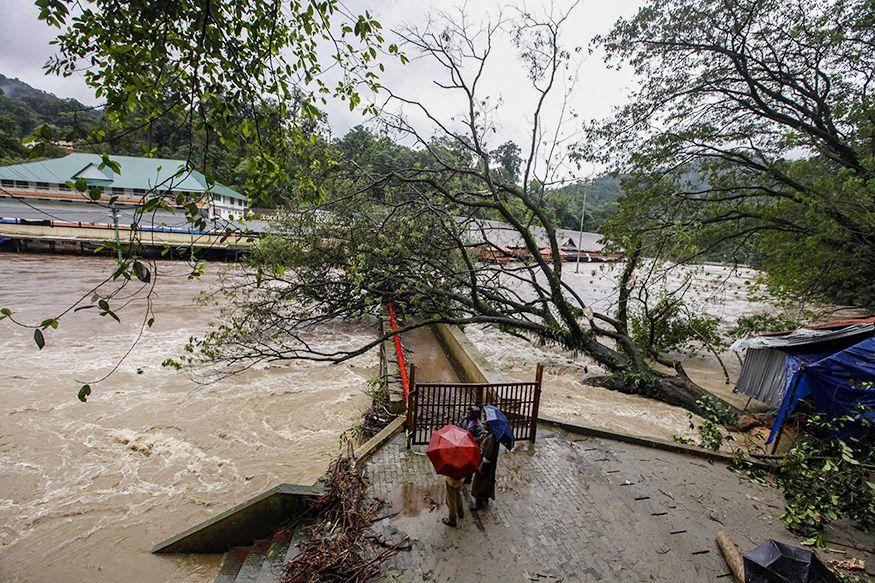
[0,153,246,221]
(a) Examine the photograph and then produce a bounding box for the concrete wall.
[431,323,506,383]
[379,316,406,414]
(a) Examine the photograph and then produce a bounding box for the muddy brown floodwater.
[0,254,375,582]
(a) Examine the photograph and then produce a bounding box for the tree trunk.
[591,360,740,420]
[656,371,739,419]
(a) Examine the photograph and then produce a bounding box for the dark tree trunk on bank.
[657,369,740,418]
[591,355,740,419]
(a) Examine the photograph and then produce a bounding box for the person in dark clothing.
[462,406,485,443]
[470,421,499,510]
[460,406,485,485]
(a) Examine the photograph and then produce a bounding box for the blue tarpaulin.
[767,336,875,444]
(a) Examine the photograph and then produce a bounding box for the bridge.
[0,219,256,250]
[0,197,263,257]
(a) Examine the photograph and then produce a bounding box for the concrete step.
[214,547,249,583]
[283,526,307,566]
[233,539,272,583]
[153,483,322,554]
[252,538,291,583]
[213,523,311,582]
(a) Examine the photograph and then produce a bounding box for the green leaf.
[99,153,122,174]
[132,261,151,283]
[34,328,45,350]
[111,262,129,280]
[78,384,92,402]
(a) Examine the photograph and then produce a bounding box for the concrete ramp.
[152,483,322,554]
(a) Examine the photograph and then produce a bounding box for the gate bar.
[529,363,544,443]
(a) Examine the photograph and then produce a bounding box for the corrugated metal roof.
[734,347,788,407]
[803,316,875,329]
[756,315,875,337]
[733,317,875,408]
[732,323,875,351]
[0,154,245,200]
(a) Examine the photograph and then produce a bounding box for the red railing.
[386,301,410,407]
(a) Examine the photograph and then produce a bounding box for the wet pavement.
[364,425,873,582]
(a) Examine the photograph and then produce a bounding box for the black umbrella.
[743,540,839,583]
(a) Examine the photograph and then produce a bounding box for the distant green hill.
[544,176,624,231]
[0,73,101,163]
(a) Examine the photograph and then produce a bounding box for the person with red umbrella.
[426,424,482,527]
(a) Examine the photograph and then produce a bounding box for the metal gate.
[407,364,543,446]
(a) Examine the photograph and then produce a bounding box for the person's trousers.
[445,482,464,524]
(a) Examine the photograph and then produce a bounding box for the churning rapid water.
[0,255,375,582]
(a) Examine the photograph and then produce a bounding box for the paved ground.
[364,425,873,582]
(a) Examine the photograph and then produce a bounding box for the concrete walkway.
[364,425,872,582]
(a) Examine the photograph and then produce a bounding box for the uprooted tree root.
[281,444,410,582]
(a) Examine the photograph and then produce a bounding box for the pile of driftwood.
[281,445,409,582]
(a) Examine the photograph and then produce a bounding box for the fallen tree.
[184,5,740,418]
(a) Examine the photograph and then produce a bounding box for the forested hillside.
[0,73,100,163]
[543,177,623,231]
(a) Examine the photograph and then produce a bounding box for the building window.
[1,179,13,187]
[15,181,29,189]
[59,183,72,192]
[36,182,50,191]
[133,188,146,195]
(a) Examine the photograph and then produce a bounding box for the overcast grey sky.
[0,0,641,168]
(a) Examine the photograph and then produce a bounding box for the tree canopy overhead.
[587,0,875,308]
[36,0,399,198]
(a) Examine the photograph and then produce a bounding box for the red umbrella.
[426,424,482,480]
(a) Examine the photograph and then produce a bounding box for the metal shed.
[731,319,875,408]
